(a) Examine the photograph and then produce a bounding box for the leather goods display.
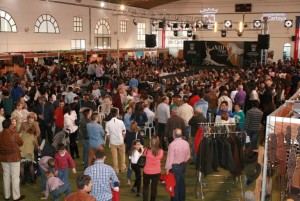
[268,133,277,164]
[277,132,287,176]
[287,148,297,191]
[291,157,300,188]
[285,126,292,150]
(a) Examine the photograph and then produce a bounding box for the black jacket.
[35,102,54,124]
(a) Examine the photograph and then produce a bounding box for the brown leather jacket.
[64,190,96,201]
[0,128,23,162]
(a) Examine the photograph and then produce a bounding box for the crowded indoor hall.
[0,0,300,201]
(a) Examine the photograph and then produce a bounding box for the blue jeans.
[127,158,133,181]
[185,126,191,142]
[58,169,69,184]
[247,130,259,148]
[171,163,186,201]
[51,182,71,201]
[82,139,89,169]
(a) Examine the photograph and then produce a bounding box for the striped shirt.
[84,161,119,201]
[244,107,263,131]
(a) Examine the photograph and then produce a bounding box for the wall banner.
[184,40,260,67]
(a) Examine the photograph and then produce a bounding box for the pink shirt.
[143,149,164,175]
[165,138,190,172]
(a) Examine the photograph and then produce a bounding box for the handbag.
[137,148,148,168]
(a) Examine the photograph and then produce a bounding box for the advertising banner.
[184,41,260,67]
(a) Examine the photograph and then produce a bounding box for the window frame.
[73,16,83,32]
[34,14,60,34]
[0,10,17,32]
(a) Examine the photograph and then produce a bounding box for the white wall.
[0,0,151,52]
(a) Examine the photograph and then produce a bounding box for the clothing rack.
[194,123,244,200]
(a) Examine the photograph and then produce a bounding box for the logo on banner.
[251,44,257,52]
[200,8,218,29]
[261,13,286,21]
[190,43,195,50]
[187,42,197,55]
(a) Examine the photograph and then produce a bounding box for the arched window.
[35,14,60,33]
[95,19,110,35]
[283,43,291,61]
[0,10,17,32]
[94,19,111,49]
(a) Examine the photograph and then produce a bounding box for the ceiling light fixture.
[224,20,232,28]
[133,19,137,25]
[214,22,218,32]
[120,4,125,11]
[285,20,293,28]
[253,20,261,28]
[221,30,226,37]
[100,1,105,8]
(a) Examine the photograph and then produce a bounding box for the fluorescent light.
[239,21,243,33]
[214,22,218,32]
[100,1,105,8]
[120,4,125,10]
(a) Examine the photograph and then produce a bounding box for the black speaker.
[292,36,296,41]
[258,34,270,49]
[192,35,197,40]
[145,34,156,48]
[173,30,178,37]
[159,21,165,28]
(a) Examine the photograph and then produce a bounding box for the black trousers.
[143,173,160,201]
[69,131,79,158]
[39,121,53,144]
[157,123,167,149]
[131,163,142,193]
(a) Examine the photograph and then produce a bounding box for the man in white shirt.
[178,96,194,141]
[63,86,77,104]
[105,108,127,174]
[156,96,170,150]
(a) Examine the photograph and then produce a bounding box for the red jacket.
[160,173,176,197]
[194,126,204,154]
[54,107,64,128]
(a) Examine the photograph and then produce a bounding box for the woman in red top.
[142,135,164,201]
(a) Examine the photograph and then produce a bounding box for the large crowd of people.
[0,55,299,201]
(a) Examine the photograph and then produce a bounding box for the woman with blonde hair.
[11,101,28,131]
[143,135,164,201]
[19,112,41,139]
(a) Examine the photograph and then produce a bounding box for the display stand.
[261,89,300,201]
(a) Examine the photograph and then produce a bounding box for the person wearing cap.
[84,151,119,201]
[165,128,190,201]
